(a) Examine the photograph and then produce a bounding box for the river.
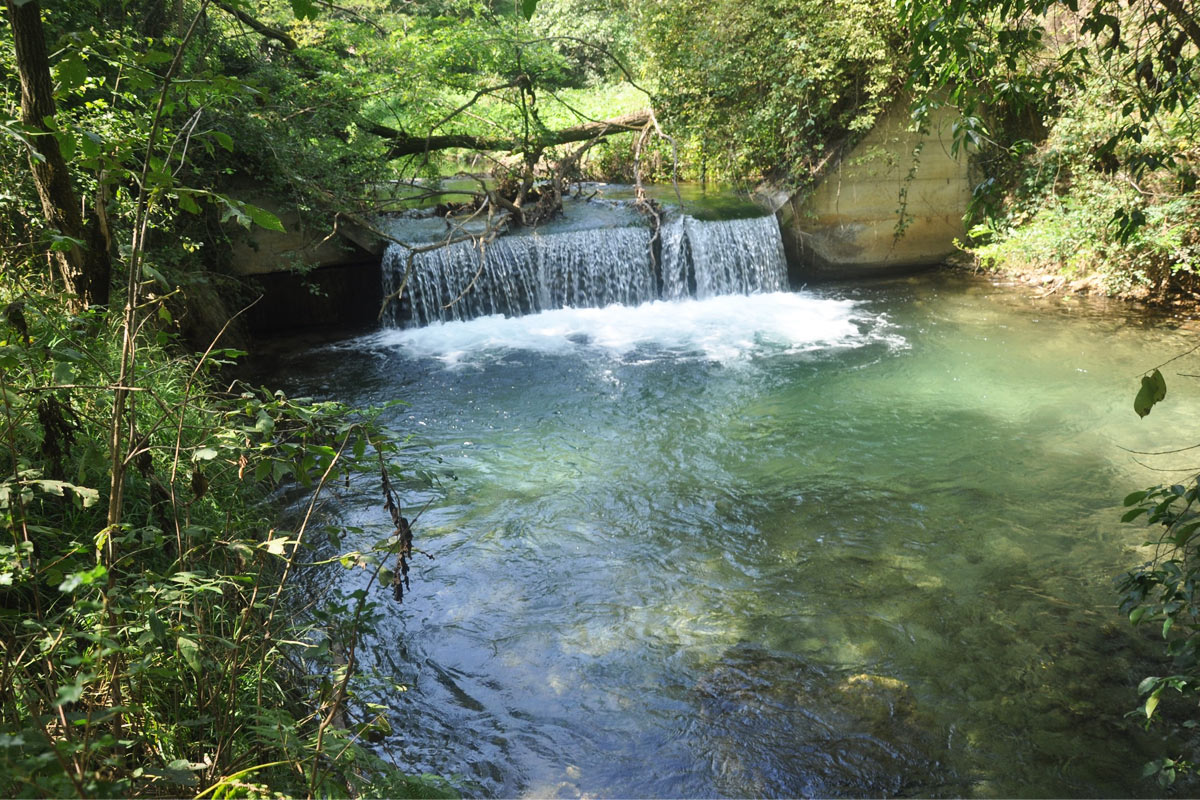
[259,204,1200,797]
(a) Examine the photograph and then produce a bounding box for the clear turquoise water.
[272,273,1200,797]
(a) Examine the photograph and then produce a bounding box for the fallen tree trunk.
[371,110,652,159]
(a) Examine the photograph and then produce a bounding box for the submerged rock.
[691,645,959,798]
[832,673,916,728]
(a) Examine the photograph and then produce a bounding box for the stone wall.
[227,200,384,276]
[772,100,970,281]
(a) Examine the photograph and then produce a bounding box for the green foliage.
[1119,362,1200,787]
[1119,478,1200,786]
[901,0,1200,298]
[634,0,904,182]
[0,286,439,797]
[529,0,637,87]
[0,1,478,795]
[965,70,1200,297]
[2,0,623,284]
[899,0,1068,146]
[901,0,1200,161]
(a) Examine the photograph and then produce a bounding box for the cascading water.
[381,211,789,327]
[660,215,787,300]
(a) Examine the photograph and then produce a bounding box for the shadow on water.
[689,643,956,798]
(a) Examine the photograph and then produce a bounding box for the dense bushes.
[970,73,1200,298]
[633,0,905,183]
[0,1,463,795]
[900,0,1200,301]
[0,283,451,796]
[967,71,1200,299]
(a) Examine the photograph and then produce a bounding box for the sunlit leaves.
[241,202,286,232]
[193,447,218,462]
[0,5,443,795]
[57,564,107,593]
[171,190,287,231]
[0,474,100,510]
[217,197,287,232]
[902,0,1200,240]
[264,536,290,556]
[0,118,47,162]
[640,0,901,180]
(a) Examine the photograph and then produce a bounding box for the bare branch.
[211,0,298,50]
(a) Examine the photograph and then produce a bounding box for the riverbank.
[0,284,453,798]
[941,251,1200,320]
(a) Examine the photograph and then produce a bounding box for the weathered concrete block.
[774,100,970,281]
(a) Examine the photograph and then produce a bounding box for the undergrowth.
[0,276,453,798]
[968,75,1200,300]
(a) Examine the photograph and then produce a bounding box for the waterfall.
[659,215,691,301]
[382,212,788,327]
[659,215,788,301]
[683,215,789,298]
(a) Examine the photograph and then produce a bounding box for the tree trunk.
[5,0,111,308]
[1155,0,1200,52]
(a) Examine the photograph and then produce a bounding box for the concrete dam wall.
[769,100,971,280]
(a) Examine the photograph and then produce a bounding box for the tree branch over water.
[362,110,652,159]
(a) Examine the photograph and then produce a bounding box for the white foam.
[357,292,894,367]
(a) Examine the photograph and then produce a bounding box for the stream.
[259,193,1200,797]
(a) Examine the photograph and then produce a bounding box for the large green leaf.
[242,202,286,233]
[291,0,319,20]
[1134,369,1167,418]
[177,191,201,214]
[177,636,202,672]
[55,56,88,92]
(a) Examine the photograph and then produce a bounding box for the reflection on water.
[266,274,1200,797]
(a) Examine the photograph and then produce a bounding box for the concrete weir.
[231,99,972,335]
[764,100,971,281]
